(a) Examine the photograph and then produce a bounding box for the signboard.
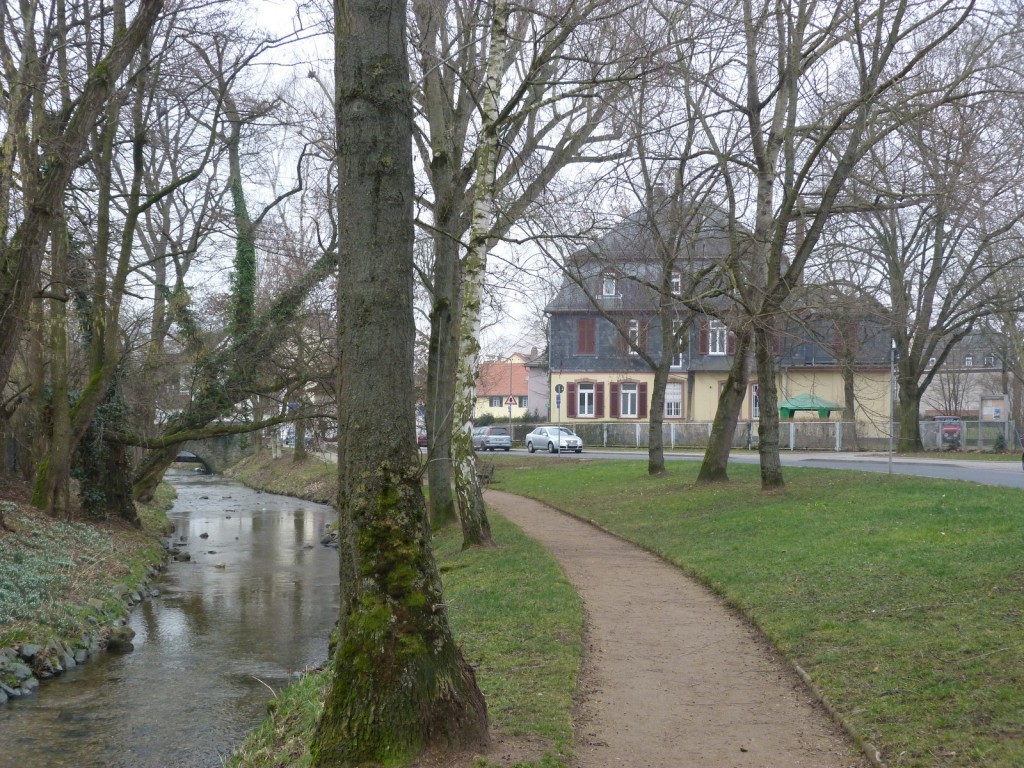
[554,384,564,394]
[505,396,517,407]
[980,394,1008,421]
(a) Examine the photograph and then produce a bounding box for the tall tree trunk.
[648,361,668,475]
[311,0,488,762]
[31,216,71,515]
[697,330,750,484]
[425,251,460,530]
[755,323,784,489]
[897,369,924,452]
[450,0,509,548]
[842,363,861,451]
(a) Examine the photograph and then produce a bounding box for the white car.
[525,426,583,454]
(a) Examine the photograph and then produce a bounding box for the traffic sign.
[556,394,561,408]
[554,384,564,394]
[505,395,517,407]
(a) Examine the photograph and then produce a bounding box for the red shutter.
[726,331,736,355]
[639,320,649,352]
[595,382,605,418]
[639,382,648,418]
[610,382,620,418]
[567,382,577,417]
[577,318,595,355]
[698,318,709,354]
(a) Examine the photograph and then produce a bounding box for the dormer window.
[708,318,728,355]
[965,355,973,367]
[602,272,616,297]
[671,271,681,297]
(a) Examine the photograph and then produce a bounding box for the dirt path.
[484,490,866,768]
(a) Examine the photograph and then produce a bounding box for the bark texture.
[311,0,488,762]
[697,330,751,484]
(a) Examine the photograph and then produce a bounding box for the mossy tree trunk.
[697,329,751,484]
[754,323,784,490]
[311,0,488,762]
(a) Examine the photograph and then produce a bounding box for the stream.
[0,469,340,767]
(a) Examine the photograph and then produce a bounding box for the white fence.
[508,420,1017,452]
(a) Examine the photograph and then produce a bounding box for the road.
[499,447,1024,489]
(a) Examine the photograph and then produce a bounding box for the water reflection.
[0,470,340,768]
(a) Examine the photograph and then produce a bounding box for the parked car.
[417,431,428,448]
[933,416,962,449]
[472,425,512,451]
[525,426,583,454]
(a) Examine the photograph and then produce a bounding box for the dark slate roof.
[546,196,734,315]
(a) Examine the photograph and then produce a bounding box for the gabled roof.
[476,358,529,396]
[546,195,734,315]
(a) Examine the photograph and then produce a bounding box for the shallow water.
[0,470,340,767]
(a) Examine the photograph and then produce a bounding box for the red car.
[417,431,428,448]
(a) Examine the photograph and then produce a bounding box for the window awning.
[778,393,845,419]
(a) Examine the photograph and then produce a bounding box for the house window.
[928,357,936,369]
[621,382,638,417]
[665,382,683,418]
[671,271,681,296]
[965,355,974,367]
[577,317,596,355]
[489,396,503,408]
[602,272,616,296]
[518,396,528,408]
[709,319,728,355]
[628,319,639,355]
[578,382,595,417]
[984,354,995,367]
[672,319,685,367]
[751,383,760,419]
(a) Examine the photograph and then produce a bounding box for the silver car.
[525,426,583,454]
[472,425,512,451]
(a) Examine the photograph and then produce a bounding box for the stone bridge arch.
[177,434,255,474]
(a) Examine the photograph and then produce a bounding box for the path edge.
[485,488,887,768]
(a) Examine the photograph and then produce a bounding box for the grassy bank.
[227,452,582,768]
[0,480,175,654]
[488,455,1024,768]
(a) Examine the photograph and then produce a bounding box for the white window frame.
[751,383,760,419]
[671,271,681,296]
[709,319,728,355]
[671,319,685,368]
[602,272,616,297]
[578,382,595,417]
[621,382,638,417]
[628,319,639,355]
[984,354,995,367]
[965,355,974,367]
[665,382,683,418]
[489,396,503,408]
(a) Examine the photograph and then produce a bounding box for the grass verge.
[486,455,1024,768]
[0,481,175,650]
[227,452,582,768]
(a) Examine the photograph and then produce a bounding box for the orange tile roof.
[476,358,529,396]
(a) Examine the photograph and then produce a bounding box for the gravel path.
[485,490,867,768]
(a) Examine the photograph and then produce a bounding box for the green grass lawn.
[487,456,1024,767]
[228,452,1024,766]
